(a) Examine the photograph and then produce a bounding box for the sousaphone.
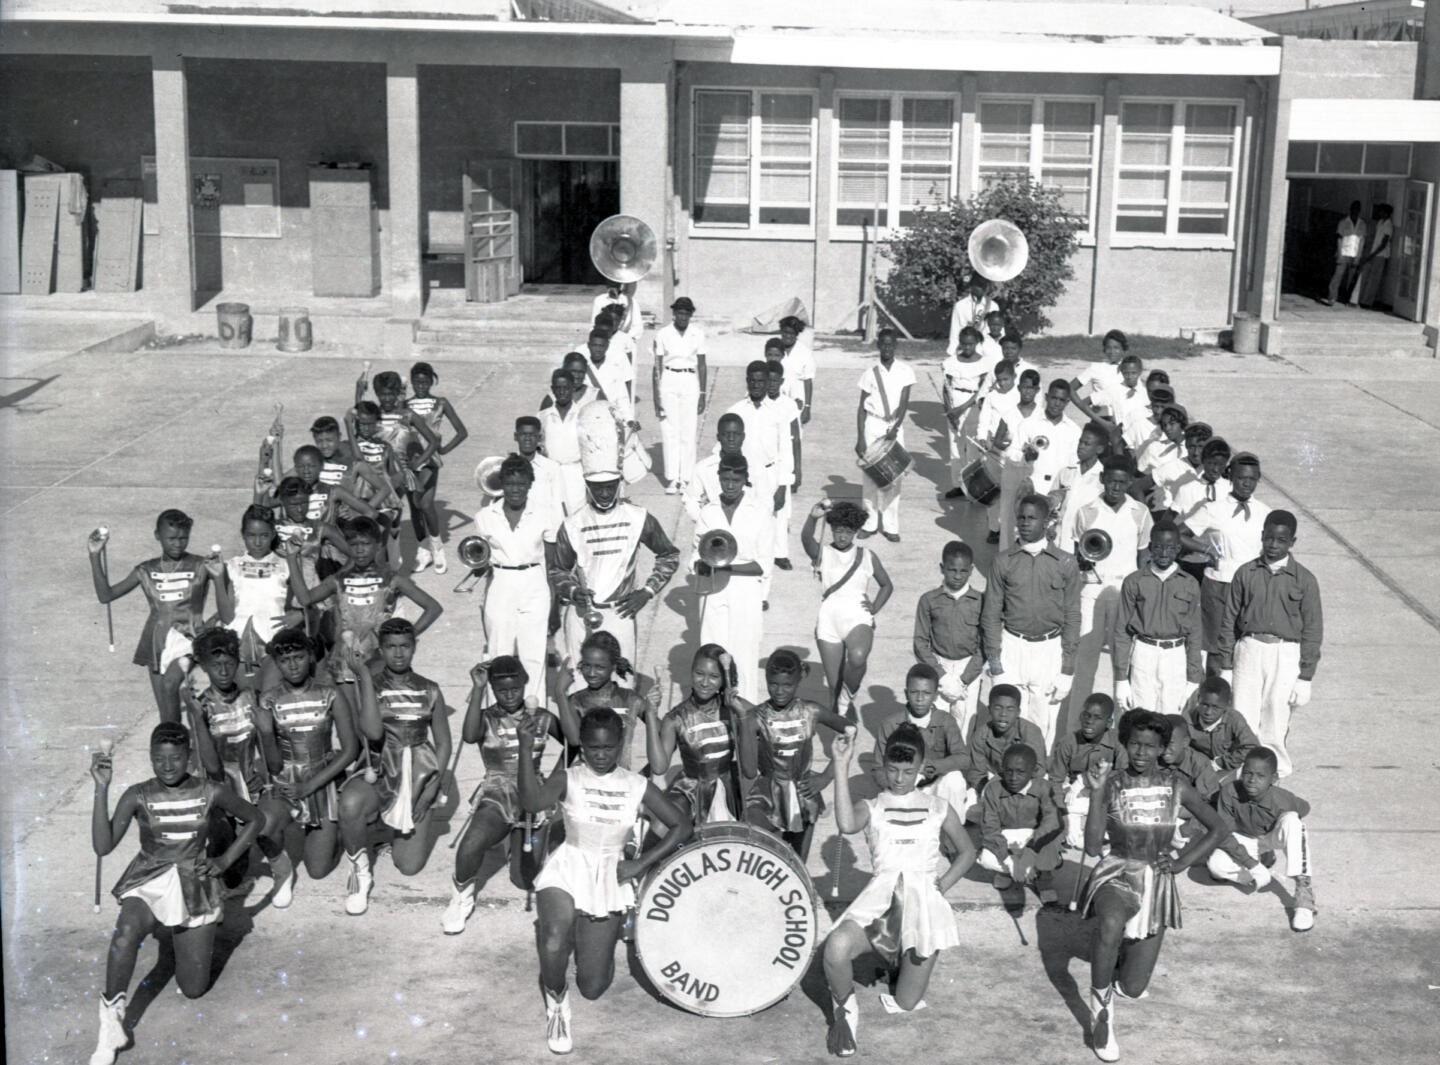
[590,215,658,284]
[968,218,1030,283]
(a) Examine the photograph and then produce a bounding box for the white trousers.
[936,654,981,740]
[978,828,1038,875]
[558,462,586,516]
[860,416,903,535]
[773,484,793,563]
[920,770,972,823]
[564,599,636,686]
[1000,629,1063,753]
[483,568,550,704]
[1070,582,1120,723]
[1232,636,1301,777]
[698,573,764,703]
[1207,811,1311,881]
[659,373,699,485]
[946,404,981,487]
[1128,640,1190,716]
[988,457,1030,544]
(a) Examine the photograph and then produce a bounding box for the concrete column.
[1088,78,1121,334]
[619,55,672,324]
[1255,97,1292,339]
[958,74,978,201]
[150,55,195,316]
[386,60,424,321]
[813,69,836,324]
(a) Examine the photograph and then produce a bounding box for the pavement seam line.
[1260,468,1440,634]
[3,353,283,518]
[1347,380,1440,433]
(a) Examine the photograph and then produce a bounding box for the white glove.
[1047,674,1072,703]
[1289,679,1311,708]
[1114,679,1133,711]
[1183,679,1200,706]
[987,657,1005,677]
[938,674,968,704]
[1219,668,1234,686]
[1248,863,1273,890]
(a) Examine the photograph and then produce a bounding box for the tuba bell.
[1078,528,1113,563]
[474,456,506,497]
[590,215,658,284]
[968,218,1029,283]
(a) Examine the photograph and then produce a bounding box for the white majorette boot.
[270,851,296,909]
[89,992,128,1065]
[345,850,373,916]
[1090,984,1119,1062]
[826,992,858,1057]
[441,877,477,935]
[543,985,572,1054]
[430,537,448,574]
[412,545,433,573]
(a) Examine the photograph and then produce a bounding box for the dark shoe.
[944,487,966,500]
[774,558,794,571]
[856,529,875,540]
[986,531,1000,545]
[881,531,900,543]
[763,601,770,611]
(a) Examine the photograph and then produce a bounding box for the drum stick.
[1010,909,1029,947]
[523,813,535,913]
[98,532,115,653]
[93,739,114,912]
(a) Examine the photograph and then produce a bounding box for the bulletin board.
[141,156,282,238]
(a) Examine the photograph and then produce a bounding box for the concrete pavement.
[2,322,1437,1064]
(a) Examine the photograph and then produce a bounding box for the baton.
[93,739,114,912]
[97,529,115,653]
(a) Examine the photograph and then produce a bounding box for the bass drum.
[634,822,818,1017]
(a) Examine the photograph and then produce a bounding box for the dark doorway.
[522,159,618,285]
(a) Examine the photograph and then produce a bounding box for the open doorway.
[521,159,618,285]
[1281,176,1398,307]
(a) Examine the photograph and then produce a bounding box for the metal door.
[463,159,522,302]
[1394,179,1432,321]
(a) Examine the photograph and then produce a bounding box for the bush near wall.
[878,178,1083,336]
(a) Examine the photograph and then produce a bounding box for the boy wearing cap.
[652,297,708,495]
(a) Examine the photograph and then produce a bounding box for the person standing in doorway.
[1351,204,1393,309]
[1321,200,1366,306]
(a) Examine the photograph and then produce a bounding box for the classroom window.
[1116,100,1241,241]
[693,89,815,229]
[513,122,620,160]
[1286,140,1412,178]
[977,97,1098,233]
[835,94,955,230]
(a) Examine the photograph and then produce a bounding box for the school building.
[2,0,1439,354]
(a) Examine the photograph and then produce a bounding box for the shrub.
[878,177,1084,335]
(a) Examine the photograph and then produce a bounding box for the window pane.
[900,167,951,207]
[1286,141,1318,173]
[1119,172,1168,202]
[760,93,813,156]
[1364,142,1411,175]
[1120,103,1173,166]
[694,203,749,225]
[1183,105,1235,168]
[695,90,751,213]
[1181,172,1230,204]
[979,100,1032,167]
[760,160,811,203]
[902,98,952,163]
[1042,101,1094,163]
[516,123,563,156]
[1178,207,1228,234]
[1318,142,1363,173]
[566,124,611,158]
[1116,205,1167,233]
[1041,167,1091,218]
[839,207,888,227]
[760,206,810,225]
[837,97,889,209]
[839,166,888,207]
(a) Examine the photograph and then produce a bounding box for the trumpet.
[1078,527,1113,563]
[1031,435,1049,452]
[570,571,606,632]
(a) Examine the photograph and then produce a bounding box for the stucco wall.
[1280,39,1419,99]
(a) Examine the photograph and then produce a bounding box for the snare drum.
[961,458,1001,505]
[634,822,819,1017]
[857,437,912,488]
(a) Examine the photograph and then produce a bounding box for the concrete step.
[1279,321,1425,338]
[411,343,578,364]
[1281,343,1433,359]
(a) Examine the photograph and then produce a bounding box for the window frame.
[974,94,1102,240]
[830,90,960,238]
[1113,96,1245,249]
[513,121,621,161]
[690,86,819,237]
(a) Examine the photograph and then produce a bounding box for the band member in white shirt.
[651,296,708,495]
[854,330,915,543]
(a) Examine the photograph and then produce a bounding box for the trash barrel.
[277,307,313,352]
[216,303,252,349]
[1231,311,1260,354]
